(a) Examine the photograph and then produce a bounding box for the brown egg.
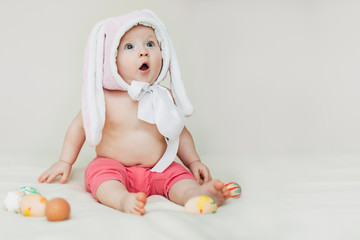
[45,198,71,221]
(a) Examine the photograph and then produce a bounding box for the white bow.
[128,81,185,172]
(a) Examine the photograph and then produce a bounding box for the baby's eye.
[125,44,134,50]
[146,42,154,47]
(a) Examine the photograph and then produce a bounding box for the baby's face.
[116,25,162,85]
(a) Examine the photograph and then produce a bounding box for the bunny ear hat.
[82,9,194,172]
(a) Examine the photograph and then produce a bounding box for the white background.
[0,0,359,160]
[0,2,359,239]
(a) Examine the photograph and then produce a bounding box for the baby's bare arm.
[177,127,211,183]
[38,111,85,183]
[177,127,200,167]
[59,111,86,165]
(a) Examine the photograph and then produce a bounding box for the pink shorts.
[84,157,195,201]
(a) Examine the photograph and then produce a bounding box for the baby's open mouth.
[139,63,149,71]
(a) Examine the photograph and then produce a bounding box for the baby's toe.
[136,192,147,202]
[213,179,225,191]
[223,190,231,199]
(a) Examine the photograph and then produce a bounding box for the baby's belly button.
[120,157,158,167]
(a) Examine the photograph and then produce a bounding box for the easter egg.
[19,186,41,195]
[225,182,241,198]
[3,186,41,214]
[45,198,71,221]
[3,191,23,213]
[20,194,48,217]
[184,196,217,214]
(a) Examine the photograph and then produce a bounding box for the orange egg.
[45,198,71,221]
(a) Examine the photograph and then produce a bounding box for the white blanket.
[0,153,359,240]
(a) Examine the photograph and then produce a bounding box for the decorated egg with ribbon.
[3,186,41,213]
[19,186,41,195]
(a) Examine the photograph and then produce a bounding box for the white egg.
[3,191,23,213]
[3,186,41,214]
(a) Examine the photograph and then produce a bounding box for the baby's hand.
[38,160,72,184]
[188,161,212,184]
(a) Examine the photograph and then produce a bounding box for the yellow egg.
[184,196,217,214]
[20,194,48,217]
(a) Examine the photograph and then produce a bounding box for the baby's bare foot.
[199,179,231,206]
[120,192,147,215]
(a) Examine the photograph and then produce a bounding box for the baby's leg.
[168,179,231,206]
[96,180,147,215]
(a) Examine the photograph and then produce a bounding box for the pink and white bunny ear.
[82,20,106,147]
[168,37,194,117]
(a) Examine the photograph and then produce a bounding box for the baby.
[38,10,230,215]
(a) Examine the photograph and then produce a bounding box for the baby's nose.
[139,49,149,57]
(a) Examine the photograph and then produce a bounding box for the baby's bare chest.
[102,90,158,132]
[96,90,166,163]
[105,92,136,120]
